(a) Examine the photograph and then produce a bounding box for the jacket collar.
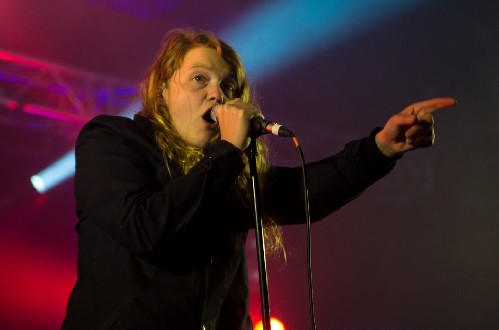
[132,113,156,143]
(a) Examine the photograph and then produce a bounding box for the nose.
[208,83,224,104]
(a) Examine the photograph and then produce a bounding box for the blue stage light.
[220,0,425,80]
[31,151,75,193]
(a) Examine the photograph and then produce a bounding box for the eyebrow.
[187,63,236,80]
[188,63,215,70]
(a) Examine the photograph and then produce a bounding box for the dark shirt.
[62,114,396,329]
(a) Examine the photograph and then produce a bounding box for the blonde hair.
[138,28,284,260]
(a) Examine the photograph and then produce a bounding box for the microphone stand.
[246,138,271,330]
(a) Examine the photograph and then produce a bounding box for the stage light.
[30,151,75,193]
[220,0,425,81]
[0,95,18,110]
[254,317,285,330]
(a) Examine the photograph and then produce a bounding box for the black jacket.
[62,114,396,329]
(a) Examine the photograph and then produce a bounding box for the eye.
[193,75,207,83]
[221,81,237,100]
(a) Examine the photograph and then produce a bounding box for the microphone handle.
[251,118,294,138]
[210,109,294,138]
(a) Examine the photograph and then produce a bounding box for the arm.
[264,97,457,224]
[263,130,397,224]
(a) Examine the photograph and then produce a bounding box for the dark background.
[0,0,497,329]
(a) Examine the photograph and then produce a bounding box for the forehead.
[180,47,232,74]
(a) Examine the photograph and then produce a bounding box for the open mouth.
[202,108,217,124]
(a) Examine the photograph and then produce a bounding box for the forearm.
[263,130,397,224]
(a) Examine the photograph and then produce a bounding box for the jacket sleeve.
[74,116,245,258]
[263,129,399,224]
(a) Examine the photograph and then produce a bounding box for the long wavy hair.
[138,28,284,259]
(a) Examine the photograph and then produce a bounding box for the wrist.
[375,131,402,158]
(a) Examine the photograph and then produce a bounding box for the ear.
[158,80,165,95]
[161,86,168,104]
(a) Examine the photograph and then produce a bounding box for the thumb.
[390,113,418,127]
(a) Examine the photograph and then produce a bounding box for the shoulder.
[76,114,158,157]
[81,114,134,132]
[78,114,154,141]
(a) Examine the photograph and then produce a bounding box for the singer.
[62,28,456,329]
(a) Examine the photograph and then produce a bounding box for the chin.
[188,132,219,149]
[200,135,220,150]
[192,138,212,149]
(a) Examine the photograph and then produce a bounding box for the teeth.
[203,110,216,124]
[209,109,217,123]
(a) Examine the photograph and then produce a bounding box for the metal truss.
[0,49,137,136]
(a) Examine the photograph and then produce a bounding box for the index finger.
[402,97,457,115]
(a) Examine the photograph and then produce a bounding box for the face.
[162,47,237,148]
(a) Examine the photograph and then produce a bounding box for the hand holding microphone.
[211,99,294,150]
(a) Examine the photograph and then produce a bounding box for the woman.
[62,28,455,329]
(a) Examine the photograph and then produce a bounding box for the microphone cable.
[250,119,317,329]
[290,135,317,330]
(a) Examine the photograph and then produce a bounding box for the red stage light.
[254,317,285,330]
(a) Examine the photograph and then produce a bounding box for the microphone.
[210,110,294,138]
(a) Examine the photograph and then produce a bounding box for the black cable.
[291,135,316,330]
